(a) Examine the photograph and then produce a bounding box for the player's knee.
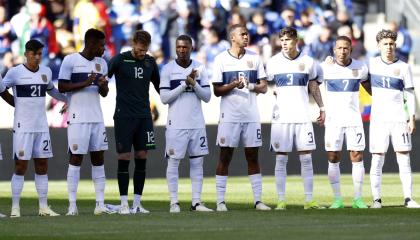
[327,152,340,163]
[350,151,362,162]
[118,152,131,160]
[134,151,147,159]
[69,154,83,166]
[14,161,28,175]
[189,157,203,169]
[34,159,48,175]
[90,151,104,166]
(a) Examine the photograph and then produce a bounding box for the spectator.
[388,21,412,63]
[109,0,138,54]
[304,25,334,62]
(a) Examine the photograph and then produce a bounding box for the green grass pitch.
[0,174,420,240]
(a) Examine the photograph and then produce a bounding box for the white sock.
[190,157,203,206]
[370,154,384,200]
[299,154,313,201]
[248,173,262,204]
[35,174,48,208]
[275,154,288,201]
[216,175,228,204]
[120,195,128,206]
[352,161,365,199]
[92,165,106,206]
[328,162,341,199]
[396,153,412,199]
[67,164,80,206]
[133,194,141,207]
[166,157,180,204]
[11,174,24,208]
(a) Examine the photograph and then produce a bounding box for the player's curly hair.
[132,30,151,46]
[376,29,397,43]
[279,27,297,39]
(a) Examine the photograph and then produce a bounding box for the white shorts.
[370,122,411,153]
[270,123,316,152]
[325,126,365,151]
[165,128,209,159]
[68,122,108,154]
[13,132,53,160]
[216,122,262,148]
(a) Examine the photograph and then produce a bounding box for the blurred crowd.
[0,0,413,79]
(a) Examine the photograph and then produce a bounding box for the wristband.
[319,107,325,112]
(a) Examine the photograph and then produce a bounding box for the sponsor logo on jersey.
[72,144,78,151]
[41,74,47,82]
[169,149,174,155]
[95,64,101,72]
[352,69,359,78]
[220,137,225,144]
[274,142,280,149]
[394,68,400,76]
[18,150,24,157]
[299,63,305,71]
[247,60,254,68]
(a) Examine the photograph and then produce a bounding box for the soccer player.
[160,35,213,213]
[212,24,271,211]
[369,29,420,208]
[0,39,67,217]
[266,27,325,210]
[108,30,160,214]
[58,28,112,215]
[319,36,370,209]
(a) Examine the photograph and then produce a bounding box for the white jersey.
[1,64,54,133]
[212,49,266,123]
[58,53,107,124]
[160,59,210,129]
[369,57,413,123]
[266,52,318,123]
[319,59,368,127]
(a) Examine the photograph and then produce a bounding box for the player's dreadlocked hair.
[279,27,298,39]
[376,29,397,43]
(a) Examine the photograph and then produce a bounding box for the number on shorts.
[147,131,155,143]
[42,140,50,151]
[256,129,262,140]
[308,132,314,143]
[200,137,206,147]
[402,133,410,144]
[103,131,108,143]
[342,80,349,90]
[356,133,362,144]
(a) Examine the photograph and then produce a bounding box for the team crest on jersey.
[169,149,174,155]
[394,68,400,76]
[247,60,254,68]
[95,64,101,72]
[41,74,47,82]
[326,142,331,148]
[72,144,78,151]
[298,63,305,71]
[18,150,24,157]
[352,69,359,77]
[220,137,226,144]
[274,142,280,149]
[144,60,150,68]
